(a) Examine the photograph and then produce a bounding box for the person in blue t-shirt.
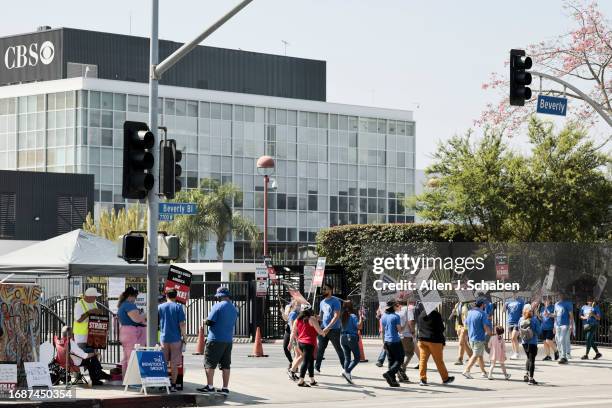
[381,300,404,387]
[158,289,186,391]
[198,287,238,394]
[540,297,558,361]
[314,283,345,372]
[519,305,542,385]
[580,296,602,360]
[462,299,491,378]
[505,296,525,359]
[554,293,574,364]
[339,300,363,384]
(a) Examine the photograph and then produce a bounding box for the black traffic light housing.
[122,121,155,199]
[160,139,182,199]
[118,233,145,263]
[510,49,533,106]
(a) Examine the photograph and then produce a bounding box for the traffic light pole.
[528,70,612,128]
[146,0,160,346]
[146,0,254,345]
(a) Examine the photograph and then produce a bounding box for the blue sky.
[2,0,610,168]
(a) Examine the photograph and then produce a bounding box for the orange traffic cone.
[358,331,368,362]
[192,325,206,355]
[248,327,268,357]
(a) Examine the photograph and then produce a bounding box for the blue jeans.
[555,325,571,359]
[377,348,387,364]
[341,334,360,373]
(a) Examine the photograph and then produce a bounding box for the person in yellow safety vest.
[73,287,103,351]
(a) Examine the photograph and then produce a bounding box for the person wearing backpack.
[519,305,542,385]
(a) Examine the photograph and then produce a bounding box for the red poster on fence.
[86,314,109,349]
[264,257,278,283]
[288,288,309,305]
[495,254,509,280]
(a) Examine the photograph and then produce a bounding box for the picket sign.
[123,345,170,395]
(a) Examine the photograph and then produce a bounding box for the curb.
[4,393,226,408]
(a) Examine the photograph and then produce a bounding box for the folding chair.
[52,335,89,386]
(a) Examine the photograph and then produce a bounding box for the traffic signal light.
[122,121,154,199]
[118,233,145,263]
[510,49,533,106]
[160,139,182,199]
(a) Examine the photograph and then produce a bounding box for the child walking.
[487,326,510,380]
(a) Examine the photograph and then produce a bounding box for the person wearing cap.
[462,299,491,379]
[73,287,103,350]
[158,288,186,392]
[198,287,238,394]
[118,286,146,375]
[381,300,404,387]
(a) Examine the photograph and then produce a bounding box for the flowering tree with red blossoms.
[478,0,611,137]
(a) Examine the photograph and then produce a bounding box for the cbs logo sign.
[4,41,55,69]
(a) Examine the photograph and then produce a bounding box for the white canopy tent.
[0,229,169,277]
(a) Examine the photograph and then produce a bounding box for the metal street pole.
[146,0,160,346]
[263,174,269,257]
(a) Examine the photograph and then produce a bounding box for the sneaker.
[454,360,463,366]
[504,373,511,380]
[196,385,216,393]
[523,374,529,382]
[169,385,178,393]
[481,373,488,378]
[594,353,603,360]
[219,388,230,394]
[542,356,552,361]
[558,358,568,365]
[382,372,396,387]
[288,368,296,381]
[397,370,409,383]
[315,366,321,373]
[510,353,520,360]
[375,361,384,367]
[91,380,104,386]
[488,372,494,380]
[443,376,455,385]
[419,379,428,386]
[528,378,538,386]
[413,364,420,370]
[554,351,559,360]
[462,371,473,379]
[341,371,353,384]
[581,355,589,360]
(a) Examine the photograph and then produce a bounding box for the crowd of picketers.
[280,284,605,388]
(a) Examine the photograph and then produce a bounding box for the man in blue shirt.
[540,297,559,361]
[580,296,602,360]
[381,300,404,387]
[198,287,238,394]
[505,295,525,359]
[315,283,345,373]
[554,293,574,364]
[462,299,491,379]
[158,289,186,392]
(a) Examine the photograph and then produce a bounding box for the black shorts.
[204,341,233,370]
[542,330,554,340]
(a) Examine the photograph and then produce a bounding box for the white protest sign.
[0,364,17,385]
[108,277,126,298]
[594,275,607,300]
[24,362,52,389]
[414,268,441,314]
[544,265,555,292]
[136,293,147,313]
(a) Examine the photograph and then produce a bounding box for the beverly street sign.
[536,95,567,117]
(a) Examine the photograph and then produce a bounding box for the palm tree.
[83,205,147,241]
[200,179,260,261]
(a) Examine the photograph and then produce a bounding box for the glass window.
[308,112,317,128]
[276,109,287,125]
[221,104,232,120]
[101,110,113,128]
[187,100,198,117]
[101,92,113,109]
[234,105,244,121]
[244,106,255,122]
[89,91,100,109]
[101,129,113,146]
[198,101,209,118]
[287,110,297,126]
[211,103,222,119]
[138,96,148,113]
[298,111,308,127]
[176,99,186,116]
[114,94,126,111]
[127,95,139,112]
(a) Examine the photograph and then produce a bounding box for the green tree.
[83,205,147,241]
[415,117,611,242]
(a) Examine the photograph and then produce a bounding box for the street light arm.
[154,0,254,79]
[528,70,612,128]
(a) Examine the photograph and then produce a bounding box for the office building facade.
[0,28,415,263]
